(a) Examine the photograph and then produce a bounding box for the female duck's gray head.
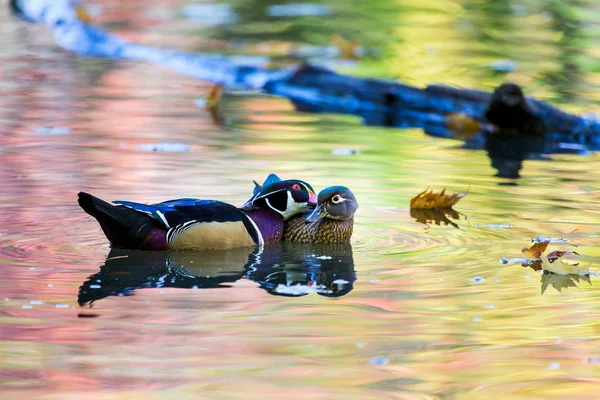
[306,186,358,222]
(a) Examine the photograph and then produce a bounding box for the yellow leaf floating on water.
[410,188,466,209]
[541,252,588,276]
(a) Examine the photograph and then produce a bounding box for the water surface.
[2,1,600,398]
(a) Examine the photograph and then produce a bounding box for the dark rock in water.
[484,83,546,135]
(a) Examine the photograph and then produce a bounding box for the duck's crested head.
[246,179,317,219]
[306,186,358,222]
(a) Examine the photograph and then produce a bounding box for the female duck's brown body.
[283,215,354,243]
[283,186,358,244]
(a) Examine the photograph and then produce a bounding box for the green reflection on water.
[204,0,600,104]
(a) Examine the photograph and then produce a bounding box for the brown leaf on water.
[541,252,588,276]
[514,237,589,278]
[207,84,225,125]
[546,250,579,262]
[521,241,550,260]
[331,34,359,60]
[207,84,224,110]
[523,259,543,271]
[410,188,466,209]
[445,113,482,139]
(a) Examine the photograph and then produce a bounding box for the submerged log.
[10,0,600,148]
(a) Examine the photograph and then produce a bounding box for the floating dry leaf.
[541,253,588,276]
[527,259,543,272]
[510,238,585,275]
[207,84,224,110]
[410,188,466,209]
[546,250,579,262]
[521,241,550,260]
[206,84,225,125]
[445,113,481,138]
[331,34,359,60]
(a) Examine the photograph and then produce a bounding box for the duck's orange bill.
[309,191,318,205]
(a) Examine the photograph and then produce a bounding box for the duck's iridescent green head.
[306,186,358,222]
[246,179,317,219]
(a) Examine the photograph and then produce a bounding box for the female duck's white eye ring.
[331,195,341,203]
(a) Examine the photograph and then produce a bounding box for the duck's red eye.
[292,184,301,191]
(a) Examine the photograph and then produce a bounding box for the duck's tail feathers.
[78,192,165,250]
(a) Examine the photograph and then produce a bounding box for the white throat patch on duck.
[262,190,310,220]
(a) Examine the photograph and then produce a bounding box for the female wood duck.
[78,179,317,251]
[283,186,358,243]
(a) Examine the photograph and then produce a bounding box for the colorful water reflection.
[2,1,600,398]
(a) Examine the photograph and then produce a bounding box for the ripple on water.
[356,206,521,261]
[0,233,99,267]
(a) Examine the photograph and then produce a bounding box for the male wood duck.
[283,186,358,243]
[78,179,317,251]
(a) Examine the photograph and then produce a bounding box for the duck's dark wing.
[113,199,242,227]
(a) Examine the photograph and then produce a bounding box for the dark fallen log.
[11,0,600,150]
[269,65,600,144]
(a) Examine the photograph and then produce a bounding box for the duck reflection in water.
[78,242,355,305]
[247,242,354,297]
